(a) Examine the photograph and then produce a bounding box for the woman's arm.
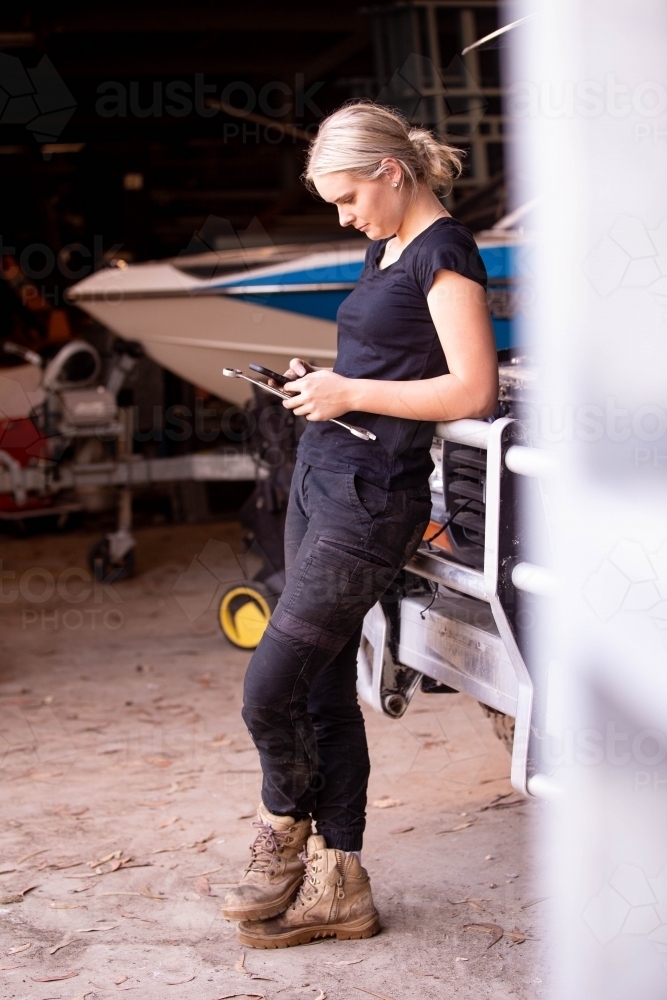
[282,269,499,422]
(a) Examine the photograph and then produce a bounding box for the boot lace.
[245,822,289,873]
[289,849,321,909]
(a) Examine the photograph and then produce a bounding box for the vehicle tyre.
[88,537,135,583]
[218,582,276,649]
[480,704,515,753]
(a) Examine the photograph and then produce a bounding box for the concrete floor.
[0,521,549,999]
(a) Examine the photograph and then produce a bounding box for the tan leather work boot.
[237,834,380,948]
[221,803,311,921]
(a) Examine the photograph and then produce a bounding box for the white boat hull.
[79,292,337,406]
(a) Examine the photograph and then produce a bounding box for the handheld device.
[248,363,292,386]
[221,367,376,442]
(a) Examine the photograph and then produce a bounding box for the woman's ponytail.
[407,126,463,194]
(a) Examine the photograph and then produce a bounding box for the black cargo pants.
[242,459,431,851]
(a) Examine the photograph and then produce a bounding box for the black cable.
[419,581,438,620]
[425,498,475,544]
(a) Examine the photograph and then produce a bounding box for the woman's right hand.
[269,358,314,390]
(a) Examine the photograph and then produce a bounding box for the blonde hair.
[303,101,463,197]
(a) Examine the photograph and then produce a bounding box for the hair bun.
[408,127,463,194]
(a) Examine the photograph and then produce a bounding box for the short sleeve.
[412,224,487,297]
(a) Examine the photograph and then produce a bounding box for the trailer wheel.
[88,537,135,583]
[218,584,275,649]
[480,704,515,753]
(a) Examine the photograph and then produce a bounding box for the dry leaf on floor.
[371,798,402,809]
[16,848,47,864]
[146,757,172,767]
[238,812,255,820]
[118,907,158,923]
[0,885,39,904]
[455,957,469,962]
[353,988,396,1000]
[521,896,549,909]
[506,928,538,944]
[139,884,166,900]
[89,979,141,992]
[0,868,17,875]
[159,816,180,828]
[195,876,210,896]
[0,964,26,971]
[313,993,326,1000]
[51,903,87,910]
[76,923,120,933]
[49,937,76,954]
[479,794,525,812]
[165,975,195,985]
[211,737,233,747]
[71,881,98,892]
[88,850,122,868]
[464,922,504,948]
[7,942,31,954]
[193,865,224,877]
[235,952,247,974]
[31,970,79,981]
[436,822,475,834]
[215,995,265,1000]
[388,826,414,834]
[31,771,63,780]
[324,959,365,966]
[115,977,130,984]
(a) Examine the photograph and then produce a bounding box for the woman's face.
[313,162,407,240]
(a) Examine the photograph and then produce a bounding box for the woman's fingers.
[288,358,311,377]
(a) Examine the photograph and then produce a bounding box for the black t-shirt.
[297,216,488,489]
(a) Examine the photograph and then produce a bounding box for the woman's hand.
[281,369,356,421]
[268,357,315,388]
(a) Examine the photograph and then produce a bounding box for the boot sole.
[237,913,381,948]
[221,881,301,922]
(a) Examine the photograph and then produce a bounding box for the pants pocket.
[349,475,389,520]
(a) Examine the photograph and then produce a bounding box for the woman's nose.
[337,208,354,227]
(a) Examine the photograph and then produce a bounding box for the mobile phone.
[248,363,293,386]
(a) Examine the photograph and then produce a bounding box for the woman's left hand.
[282,370,355,421]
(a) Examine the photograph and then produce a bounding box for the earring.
[392,182,398,188]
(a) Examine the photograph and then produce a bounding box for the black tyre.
[218,582,277,649]
[480,704,515,753]
[88,537,135,583]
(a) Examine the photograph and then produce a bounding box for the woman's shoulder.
[414,216,478,253]
[410,217,486,290]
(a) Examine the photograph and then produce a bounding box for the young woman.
[222,102,498,948]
